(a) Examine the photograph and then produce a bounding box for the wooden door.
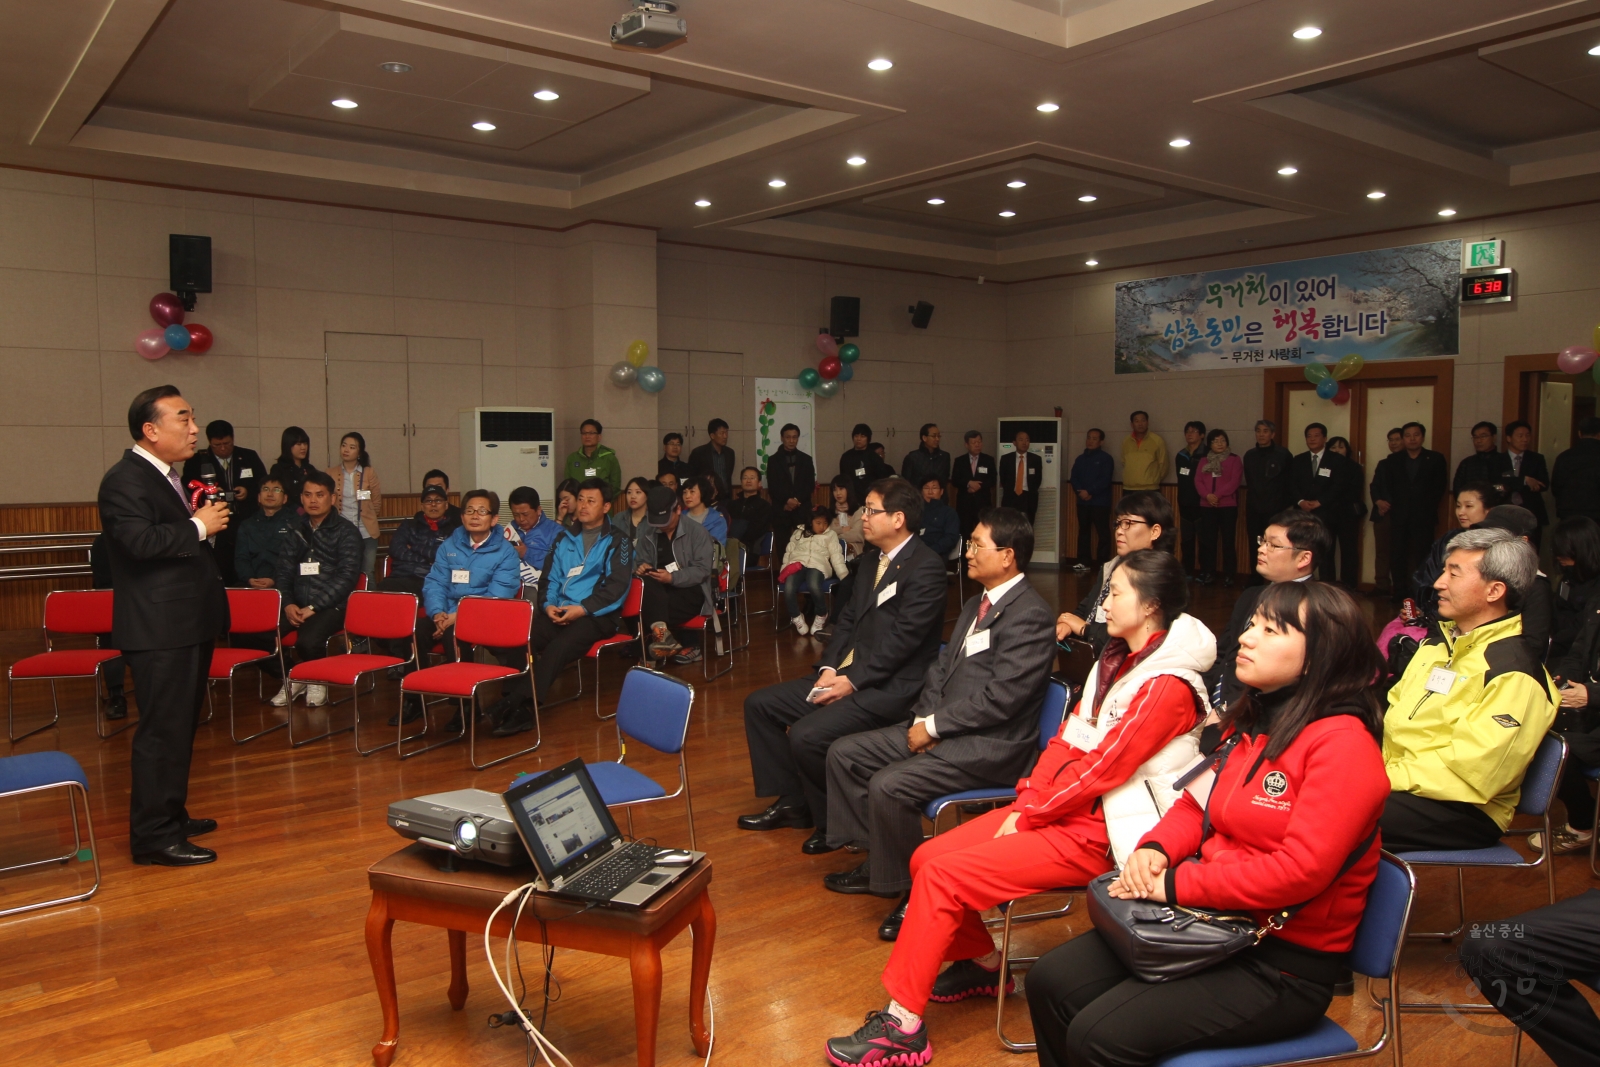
[325,332,409,487]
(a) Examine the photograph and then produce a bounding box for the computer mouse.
[655,849,694,866]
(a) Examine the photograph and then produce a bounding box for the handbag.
[1087,736,1377,982]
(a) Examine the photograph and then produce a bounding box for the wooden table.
[365,844,715,1067]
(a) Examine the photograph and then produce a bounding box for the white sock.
[885,999,922,1032]
[973,949,1001,971]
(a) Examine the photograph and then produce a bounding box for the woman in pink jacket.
[1195,428,1243,587]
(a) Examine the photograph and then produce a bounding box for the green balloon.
[838,343,860,363]
[1303,363,1331,384]
[798,367,822,390]
[763,400,776,415]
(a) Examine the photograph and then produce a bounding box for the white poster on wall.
[754,377,815,484]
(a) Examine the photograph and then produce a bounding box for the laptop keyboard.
[564,841,660,898]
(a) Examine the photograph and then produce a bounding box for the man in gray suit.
[822,507,1057,940]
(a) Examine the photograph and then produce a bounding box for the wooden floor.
[0,570,1590,1067]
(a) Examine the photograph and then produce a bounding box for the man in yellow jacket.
[1120,409,1167,492]
[1381,527,1557,851]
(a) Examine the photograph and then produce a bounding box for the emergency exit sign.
[1463,239,1504,269]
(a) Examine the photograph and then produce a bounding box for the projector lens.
[454,818,478,852]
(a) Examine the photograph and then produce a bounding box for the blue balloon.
[836,362,854,383]
[1315,378,1338,400]
[164,323,191,351]
[637,366,666,393]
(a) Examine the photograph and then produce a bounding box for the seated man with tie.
[1000,431,1043,525]
[821,507,1057,941]
[739,476,948,853]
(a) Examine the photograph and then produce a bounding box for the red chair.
[274,570,369,709]
[289,591,419,754]
[210,588,286,744]
[399,596,539,769]
[583,577,645,720]
[7,590,123,742]
[675,565,733,681]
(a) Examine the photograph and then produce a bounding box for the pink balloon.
[815,332,839,359]
[1556,345,1597,375]
[149,293,185,327]
[136,328,169,360]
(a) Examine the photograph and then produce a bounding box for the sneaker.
[1533,824,1594,854]
[305,684,328,707]
[929,958,1013,1003]
[812,615,831,637]
[671,647,702,665]
[270,681,306,707]
[1071,563,1089,575]
[825,1009,932,1067]
[647,622,682,657]
[792,615,810,635]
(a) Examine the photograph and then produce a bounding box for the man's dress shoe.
[801,829,839,855]
[736,802,813,831]
[133,841,217,867]
[183,818,217,837]
[878,895,910,942]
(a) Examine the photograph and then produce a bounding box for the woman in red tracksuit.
[825,550,1209,1067]
[1026,580,1391,1067]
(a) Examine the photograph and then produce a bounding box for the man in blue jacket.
[1070,428,1114,573]
[492,479,633,736]
[379,482,459,674]
[505,485,563,597]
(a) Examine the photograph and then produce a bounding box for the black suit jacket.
[1506,450,1550,525]
[954,452,997,513]
[98,450,230,652]
[184,446,265,518]
[687,442,735,488]
[998,451,1044,499]
[764,448,816,517]
[1372,448,1448,523]
[819,535,946,697]
[1290,450,1353,513]
[1453,450,1516,495]
[839,448,894,503]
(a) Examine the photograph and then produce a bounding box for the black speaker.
[170,234,212,310]
[830,295,860,338]
[908,301,935,329]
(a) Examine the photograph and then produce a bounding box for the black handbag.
[1087,737,1377,983]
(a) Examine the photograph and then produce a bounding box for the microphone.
[199,464,228,507]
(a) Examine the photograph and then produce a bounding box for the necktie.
[1512,453,1522,477]
[976,594,992,625]
[167,467,193,514]
[1310,453,1320,479]
[839,553,893,669]
[1015,453,1027,494]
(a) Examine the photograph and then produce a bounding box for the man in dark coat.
[1241,419,1293,580]
[764,423,816,551]
[1371,421,1449,602]
[954,430,996,537]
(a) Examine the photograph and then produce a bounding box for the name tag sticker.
[964,629,991,656]
[1179,467,1190,476]
[856,467,866,477]
[877,581,898,606]
[1425,667,1457,694]
[451,568,471,584]
[584,467,597,477]
[356,490,371,500]
[1063,714,1102,752]
[239,468,253,478]
[566,565,584,578]
[300,561,320,576]
[1318,467,1332,478]
[978,466,988,474]
[665,562,680,574]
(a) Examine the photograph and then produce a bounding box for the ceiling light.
[331,98,358,109]
[1367,190,1386,199]
[998,210,1016,218]
[926,198,945,205]
[846,156,866,166]
[1085,258,1099,267]
[1169,137,1190,148]
[694,199,711,207]
[868,58,893,71]
[1277,166,1298,175]
[472,121,496,131]
[1007,180,1026,189]
[1590,44,1600,55]
[1293,26,1322,39]
[1036,102,1059,113]
[379,62,411,74]
[1438,208,1457,217]
[768,178,786,188]
[1078,194,1097,203]
[533,90,560,101]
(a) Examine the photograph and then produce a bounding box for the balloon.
[762,400,776,416]
[1332,353,1365,381]
[838,342,860,363]
[1303,363,1331,384]
[627,340,650,367]
[135,328,169,360]
[609,360,637,387]
[1331,382,1352,406]
[818,355,842,380]
[637,366,666,393]
[1557,345,1598,375]
[836,362,853,383]
[815,333,839,359]
[149,293,185,327]
[1594,361,1600,385]
[814,378,840,398]
[185,323,213,354]
[798,367,822,390]
[164,323,191,351]
[1593,325,1600,353]
[1315,378,1339,400]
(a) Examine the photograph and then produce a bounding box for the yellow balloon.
[627,340,650,368]
[1332,353,1364,381]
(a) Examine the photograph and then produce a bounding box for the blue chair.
[745,530,775,621]
[584,666,698,849]
[1153,852,1416,1067]
[924,676,1073,834]
[0,751,102,917]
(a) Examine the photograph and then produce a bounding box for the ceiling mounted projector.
[611,1,687,50]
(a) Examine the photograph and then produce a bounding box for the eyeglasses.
[862,505,890,518]
[1113,518,1150,533]
[462,507,494,517]
[1256,537,1294,551]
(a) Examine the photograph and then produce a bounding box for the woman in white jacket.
[781,506,849,635]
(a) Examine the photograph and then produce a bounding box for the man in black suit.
[840,423,894,503]
[899,423,951,492]
[1289,422,1355,584]
[954,430,996,537]
[739,476,947,851]
[1371,420,1449,602]
[999,430,1044,524]
[1454,421,1516,498]
[1504,420,1551,545]
[1242,419,1294,580]
[182,419,264,586]
[1553,416,1600,524]
[687,418,736,494]
[657,432,692,482]
[822,507,1057,939]
[764,423,816,552]
[98,386,231,866]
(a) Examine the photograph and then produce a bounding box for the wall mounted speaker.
[170,234,212,310]
[830,295,860,338]
[909,301,935,329]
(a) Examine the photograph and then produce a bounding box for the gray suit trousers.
[826,724,996,895]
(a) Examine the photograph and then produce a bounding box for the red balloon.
[149,293,185,327]
[818,355,842,380]
[1331,382,1351,406]
[185,323,214,354]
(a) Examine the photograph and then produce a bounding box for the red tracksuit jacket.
[1140,712,1389,955]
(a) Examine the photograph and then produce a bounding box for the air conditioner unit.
[998,416,1062,568]
[460,408,556,519]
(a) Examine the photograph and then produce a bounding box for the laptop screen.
[503,759,620,882]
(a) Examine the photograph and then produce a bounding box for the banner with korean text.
[1114,240,1461,373]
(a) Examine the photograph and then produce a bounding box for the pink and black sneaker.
[825,1009,933,1066]
[928,958,1013,1003]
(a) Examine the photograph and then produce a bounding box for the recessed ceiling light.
[768,178,786,188]
[1007,180,1026,189]
[1078,194,1097,203]
[998,210,1016,218]
[1277,166,1298,176]
[694,199,711,207]
[533,90,560,101]
[472,121,496,131]
[1169,137,1190,148]
[926,198,945,205]
[1085,258,1099,267]
[1438,208,1457,217]
[331,98,358,109]
[379,62,411,74]
[1293,26,1322,39]
[846,156,866,166]
[1590,44,1600,55]
[868,58,893,71]
[1367,190,1386,199]
[1036,102,1059,113]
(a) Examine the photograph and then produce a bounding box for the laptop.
[502,759,701,907]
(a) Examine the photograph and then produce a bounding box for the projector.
[611,2,687,50]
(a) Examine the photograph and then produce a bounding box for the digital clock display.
[1460,268,1514,304]
[1468,277,1504,296]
